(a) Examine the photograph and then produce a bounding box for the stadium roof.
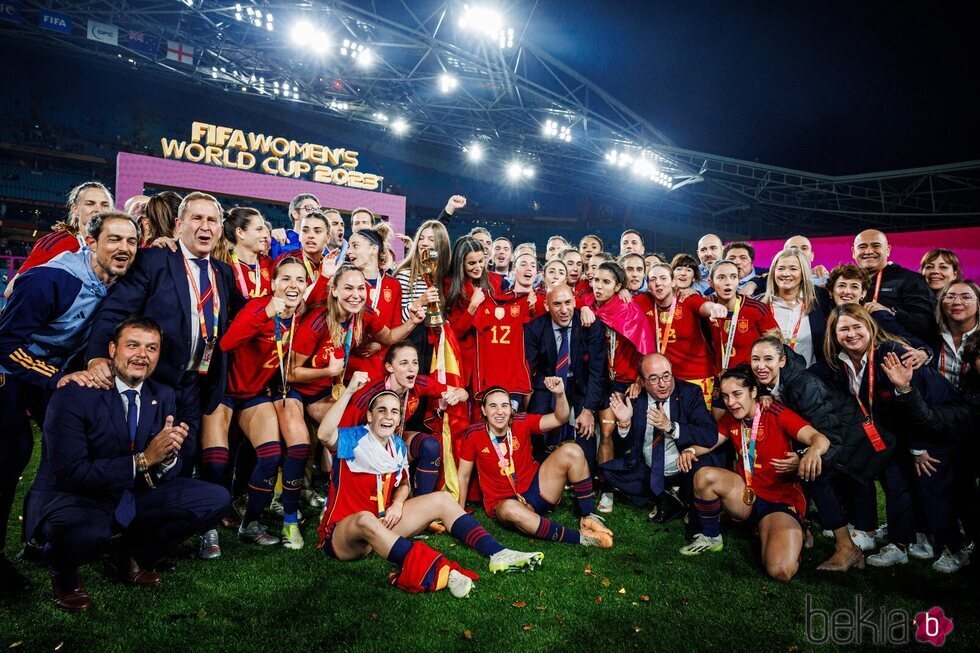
[5,0,980,236]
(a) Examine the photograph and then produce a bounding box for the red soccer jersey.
[653,294,715,380]
[339,374,448,428]
[347,275,403,380]
[471,292,533,395]
[317,427,410,536]
[19,230,81,274]
[717,404,809,517]
[574,279,593,308]
[707,296,779,373]
[219,295,295,398]
[445,278,483,388]
[458,413,544,515]
[230,255,273,299]
[291,307,386,397]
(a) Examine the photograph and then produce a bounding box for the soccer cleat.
[580,527,614,549]
[301,488,326,509]
[866,543,908,567]
[908,533,935,560]
[198,529,221,560]
[232,494,248,520]
[849,530,876,552]
[238,521,279,546]
[679,533,723,556]
[580,513,613,537]
[447,569,473,598]
[268,497,285,517]
[281,522,305,550]
[932,548,969,574]
[427,520,447,534]
[597,493,614,514]
[489,549,544,573]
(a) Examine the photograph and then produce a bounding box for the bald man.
[784,235,829,284]
[852,229,936,340]
[693,234,723,295]
[525,284,607,474]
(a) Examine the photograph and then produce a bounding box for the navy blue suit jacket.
[525,311,606,416]
[24,379,180,539]
[85,247,243,413]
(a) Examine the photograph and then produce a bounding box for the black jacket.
[863,263,936,342]
[525,311,606,416]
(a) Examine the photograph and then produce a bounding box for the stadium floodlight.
[292,20,316,43]
[542,119,558,138]
[464,142,483,162]
[357,48,374,68]
[506,160,534,182]
[439,73,458,93]
[391,118,409,135]
[459,4,514,48]
[372,112,389,123]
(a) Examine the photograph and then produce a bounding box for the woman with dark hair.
[344,222,402,380]
[223,207,273,299]
[815,303,972,573]
[670,253,701,291]
[277,209,337,306]
[920,249,961,296]
[933,279,979,389]
[445,236,491,390]
[140,191,181,247]
[676,365,831,581]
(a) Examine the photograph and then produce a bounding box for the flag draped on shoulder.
[594,295,656,355]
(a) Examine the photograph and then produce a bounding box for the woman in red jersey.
[274,210,338,306]
[316,373,542,598]
[223,207,273,299]
[677,366,831,581]
[445,236,492,390]
[198,257,308,554]
[705,260,780,375]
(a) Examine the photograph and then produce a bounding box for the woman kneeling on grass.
[676,365,832,581]
[316,372,543,598]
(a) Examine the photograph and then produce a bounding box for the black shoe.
[651,492,685,524]
[0,555,29,594]
[17,539,44,564]
[153,558,177,573]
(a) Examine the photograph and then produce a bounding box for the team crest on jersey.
[674,307,683,319]
[260,268,271,280]
[407,396,420,417]
[383,288,393,303]
[509,304,521,317]
[494,307,505,320]
[737,318,749,333]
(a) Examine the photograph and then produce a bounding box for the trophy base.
[426,314,445,328]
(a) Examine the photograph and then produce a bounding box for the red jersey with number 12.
[472,293,533,395]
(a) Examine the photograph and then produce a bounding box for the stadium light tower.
[439,73,458,93]
[458,4,514,48]
[391,118,409,135]
[465,142,483,162]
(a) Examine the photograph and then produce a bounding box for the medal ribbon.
[182,257,220,343]
[607,328,617,380]
[721,297,742,371]
[302,251,320,285]
[773,300,806,350]
[376,440,395,518]
[740,406,762,489]
[274,315,294,400]
[487,428,525,502]
[230,252,261,298]
[656,296,677,355]
[368,277,382,310]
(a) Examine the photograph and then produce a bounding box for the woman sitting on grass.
[315,372,543,598]
[676,365,832,581]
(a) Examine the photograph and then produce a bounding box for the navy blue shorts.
[319,521,339,560]
[291,386,335,405]
[520,468,560,515]
[744,496,803,528]
[220,394,272,411]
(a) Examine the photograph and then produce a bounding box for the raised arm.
[316,371,369,451]
[537,376,570,432]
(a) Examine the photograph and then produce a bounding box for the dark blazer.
[85,247,243,413]
[525,311,606,416]
[24,379,180,540]
[601,380,722,498]
[863,263,937,342]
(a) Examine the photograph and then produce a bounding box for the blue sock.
[449,513,504,557]
[244,441,282,524]
[281,443,311,518]
[410,434,441,496]
[201,446,229,487]
[534,517,580,544]
[386,536,413,566]
[571,477,595,516]
[695,498,723,537]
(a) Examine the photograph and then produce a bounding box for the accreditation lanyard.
[230,252,262,298]
[337,318,356,379]
[274,315,294,401]
[740,408,762,489]
[368,277,382,311]
[846,346,887,452]
[774,301,806,350]
[302,252,320,285]
[721,297,743,371]
[487,427,527,505]
[872,269,883,303]
[375,440,395,518]
[182,256,220,354]
[938,346,968,388]
[655,296,677,355]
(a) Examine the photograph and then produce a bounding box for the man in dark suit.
[86,192,245,465]
[525,284,606,473]
[603,353,721,529]
[25,316,230,612]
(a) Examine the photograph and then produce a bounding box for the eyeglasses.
[643,372,673,385]
[942,293,977,304]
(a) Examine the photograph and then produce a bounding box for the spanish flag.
[428,323,468,499]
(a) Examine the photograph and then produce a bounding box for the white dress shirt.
[772,297,813,367]
[179,240,214,371]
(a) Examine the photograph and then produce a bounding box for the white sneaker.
[873,524,888,544]
[301,488,325,509]
[269,497,285,517]
[932,548,969,574]
[447,569,473,598]
[281,522,305,550]
[679,533,723,556]
[597,493,614,514]
[867,543,908,567]
[908,533,935,560]
[850,530,877,551]
[489,549,544,573]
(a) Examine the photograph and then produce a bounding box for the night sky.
[531,1,980,175]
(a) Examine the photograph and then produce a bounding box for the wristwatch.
[666,422,678,438]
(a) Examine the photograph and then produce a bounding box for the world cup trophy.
[419,249,444,327]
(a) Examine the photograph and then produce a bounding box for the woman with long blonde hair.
[394,220,451,375]
[761,248,831,367]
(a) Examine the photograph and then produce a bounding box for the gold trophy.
[419,249,444,327]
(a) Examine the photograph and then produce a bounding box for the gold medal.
[742,487,756,506]
[332,383,346,400]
